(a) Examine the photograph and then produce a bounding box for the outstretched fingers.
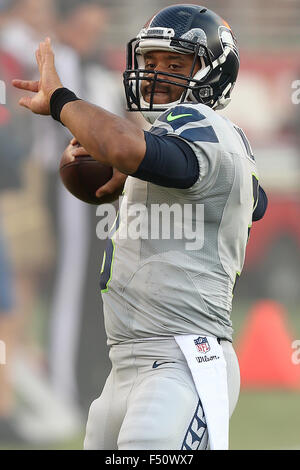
[12,79,39,93]
[39,37,55,66]
[36,48,42,75]
[13,37,60,115]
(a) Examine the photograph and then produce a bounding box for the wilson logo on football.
[194,336,210,354]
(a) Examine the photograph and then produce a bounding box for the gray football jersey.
[100,103,258,345]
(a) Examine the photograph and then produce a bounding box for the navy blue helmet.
[123,4,239,123]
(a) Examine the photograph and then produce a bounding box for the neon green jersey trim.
[100,251,106,274]
[101,238,116,294]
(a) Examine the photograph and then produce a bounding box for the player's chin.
[143,92,173,105]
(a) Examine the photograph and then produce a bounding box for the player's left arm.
[12,38,146,175]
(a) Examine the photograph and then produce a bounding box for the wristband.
[50,87,80,123]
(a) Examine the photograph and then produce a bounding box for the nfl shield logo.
[194,336,210,354]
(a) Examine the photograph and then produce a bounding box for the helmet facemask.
[124,28,216,124]
[123,19,239,124]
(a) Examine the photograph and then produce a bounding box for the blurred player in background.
[52,2,124,413]
[47,2,104,412]
[13,4,267,450]
[1,1,123,445]
[0,220,18,442]
[0,110,21,441]
[0,21,31,443]
[0,0,84,444]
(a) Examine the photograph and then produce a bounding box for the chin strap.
[213,82,233,110]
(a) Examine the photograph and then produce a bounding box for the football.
[59,147,114,205]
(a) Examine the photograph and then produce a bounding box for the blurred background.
[0,0,299,450]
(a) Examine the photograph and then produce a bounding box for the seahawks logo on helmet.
[123,4,240,124]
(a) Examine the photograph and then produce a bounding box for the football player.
[13,4,267,450]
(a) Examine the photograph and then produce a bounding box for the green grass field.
[230,390,300,449]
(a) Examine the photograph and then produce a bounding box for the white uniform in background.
[48,61,124,405]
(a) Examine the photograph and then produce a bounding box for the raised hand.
[12,37,63,115]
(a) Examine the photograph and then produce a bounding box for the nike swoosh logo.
[167,112,193,122]
[152,361,176,369]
